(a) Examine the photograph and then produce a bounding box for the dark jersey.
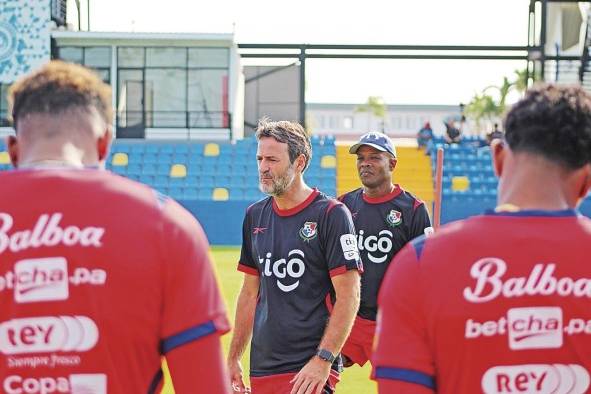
[339,186,431,320]
[238,189,362,377]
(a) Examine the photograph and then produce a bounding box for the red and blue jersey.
[0,169,229,393]
[238,189,363,377]
[373,209,591,394]
[338,186,431,321]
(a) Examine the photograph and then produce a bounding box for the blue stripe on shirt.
[160,321,217,354]
[374,366,436,391]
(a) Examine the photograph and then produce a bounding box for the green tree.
[355,96,387,132]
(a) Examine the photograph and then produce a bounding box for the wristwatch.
[316,348,336,363]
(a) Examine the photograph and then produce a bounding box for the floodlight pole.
[299,46,306,128]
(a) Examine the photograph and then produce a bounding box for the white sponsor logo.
[464,258,591,303]
[356,230,391,263]
[424,226,434,236]
[507,307,562,350]
[0,213,105,256]
[3,373,106,394]
[466,307,563,350]
[259,250,305,292]
[0,316,99,355]
[0,258,106,303]
[482,364,590,394]
[340,234,360,261]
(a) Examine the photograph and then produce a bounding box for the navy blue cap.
[349,132,397,157]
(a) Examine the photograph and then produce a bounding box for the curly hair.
[504,83,591,169]
[8,60,112,130]
[255,117,312,171]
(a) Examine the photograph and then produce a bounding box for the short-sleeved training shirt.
[0,168,229,394]
[238,189,363,377]
[338,186,431,321]
[373,209,591,394]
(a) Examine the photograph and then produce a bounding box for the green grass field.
[162,246,376,393]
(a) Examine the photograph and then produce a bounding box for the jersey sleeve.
[321,201,363,277]
[159,199,230,354]
[237,208,259,276]
[372,240,436,392]
[410,201,433,239]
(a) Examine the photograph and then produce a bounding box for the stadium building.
[2,0,591,245]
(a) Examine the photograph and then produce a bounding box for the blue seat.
[229,188,245,200]
[169,178,185,188]
[157,153,172,163]
[142,163,157,175]
[230,176,245,188]
[156,163,170,175]
[112,166,126,175]
[183,188,198,200]
[198,187,213,200]
[160,145,174,154]
[175,145,190,154]
[127,163,142,175]
[154,175,169,187]
[145,145,159,154]
[142,155,158,165]
[200,176,215,187]
[139,175,154,185]
[217,163,232,174]
[169,187,184,200]
[185,176,199,187]
[130,145,145,154]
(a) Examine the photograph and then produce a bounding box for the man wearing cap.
[338,132,433,368]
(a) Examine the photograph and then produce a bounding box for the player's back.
[0,168,202,393]
[418,210,591,393]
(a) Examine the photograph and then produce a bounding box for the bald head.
[7,60,113,168]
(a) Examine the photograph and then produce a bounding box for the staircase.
[336,141,434,214]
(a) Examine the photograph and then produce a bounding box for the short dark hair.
[504,83,591,169]
[255,117,312,171]
[8,60,112,130]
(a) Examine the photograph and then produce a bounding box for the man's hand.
[289,357,331,394]
[228,359,250,393]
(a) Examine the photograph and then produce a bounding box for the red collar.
[362,185,403,204]
[273,188,320,217]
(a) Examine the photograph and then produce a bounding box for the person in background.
[417,122,434,153]
[338,132,432,369]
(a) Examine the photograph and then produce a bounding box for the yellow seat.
[204,143,220,157]
[0,151,10,164]
[212,187,229,201]
[320,155,336,168]
[111,152,128,167]
[451,176,470,191]
[170,164,187,178]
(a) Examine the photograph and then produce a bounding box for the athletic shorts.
[341,315,377,367]
[250,369,340,394]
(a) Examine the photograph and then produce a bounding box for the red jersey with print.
[238,189,363,377]
[338,186,431,321]
[373,209,591,394]
[0,169,230,393]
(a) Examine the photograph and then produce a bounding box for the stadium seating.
[429,137,499,203]
[0,136,336,202]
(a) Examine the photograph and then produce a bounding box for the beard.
[259,164,296,197]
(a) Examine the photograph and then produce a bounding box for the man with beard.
[338,132,432,368]
[227,118,362,394]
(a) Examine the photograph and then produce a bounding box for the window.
[146,48,186,68]
[188,69,228,127]
[145,69,187,127]
[118,47,145,68]
[343,116,353,129]
[57,46,111,83]
[188,48,229,68]
[116,46,230,129]
[0,84,9,127]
